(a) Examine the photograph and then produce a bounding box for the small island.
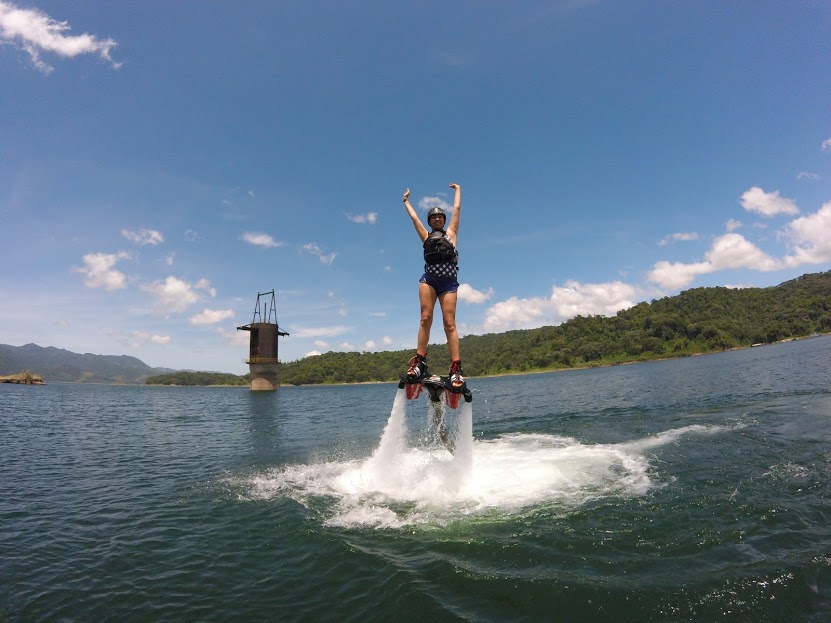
[0,371,46,385]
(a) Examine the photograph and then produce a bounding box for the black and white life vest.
[423,230,458,266]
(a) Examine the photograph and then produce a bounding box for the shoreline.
[17,333,828,389]
[280,332,829,387]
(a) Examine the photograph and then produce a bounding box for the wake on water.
[241,388,734,529]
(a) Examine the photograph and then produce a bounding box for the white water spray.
[453,400,474,463]
[359,388,475,495]
[240,392,736,529]
[445,400,474,489]
[368,387,408,469]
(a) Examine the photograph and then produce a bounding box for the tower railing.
[243,357,280,365]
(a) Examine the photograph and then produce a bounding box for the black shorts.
[419,273,459,296]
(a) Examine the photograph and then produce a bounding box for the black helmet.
[427,207,446,221]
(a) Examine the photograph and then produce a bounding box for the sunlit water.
[2,337,830,622]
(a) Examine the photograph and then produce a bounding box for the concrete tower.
[236,290,289,391]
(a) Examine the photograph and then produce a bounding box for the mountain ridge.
[0,343,178,384]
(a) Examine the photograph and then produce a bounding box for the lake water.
[1,337,830,622]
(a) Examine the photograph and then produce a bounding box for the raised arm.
[446,183,461,240]
[402,188,428,242]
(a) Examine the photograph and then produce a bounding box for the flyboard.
[398,373,472,453]
[398,374,472,408]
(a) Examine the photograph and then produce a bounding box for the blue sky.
[2,1,830,374]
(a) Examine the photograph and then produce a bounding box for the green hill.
[276,271,831,385]
[0,344,177,384]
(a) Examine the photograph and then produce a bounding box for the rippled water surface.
[2,337,831,622]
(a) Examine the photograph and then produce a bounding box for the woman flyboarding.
[401,183,465,390]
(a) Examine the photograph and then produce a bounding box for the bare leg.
[417,282,437,355]
[438,291,459,361]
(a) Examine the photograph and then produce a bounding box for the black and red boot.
[449,360,465,391]
[405,353,428,383]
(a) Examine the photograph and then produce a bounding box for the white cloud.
[291,325,351,338]
[647,260,711,291]
[339,342,356,351]
[165,253,175,266]
[675,232,700,242]
[483,297,547,332]
[302,242,336,265]
[648,198,831,290]
[418,196,452,213]
[313,340,329,349]
[783,201,831,267]
[363,340,376,351]
[822,138,831,152]
[739,187,799,217]
[189,308,235,326]
[73,251,130,290]
[346,212,378,224]
[457,283,494,304]
[706,233,780,271]
[0,1,120,73]
[797,171,819,181]
[647,233,781,290]
[433,50,472,69]
[241,232,281,248]
[122,228,164,246]
[725,219,742,232]
[482,280,638,333]
[658,232,699,246]
[140,276,214,313]
[216,327,249,348]
[305,350,322,357]
[382,336,393,346]
[195,277,216,297]
[184,229,200,242]
[549,280,639,319]
[110,330,171,348]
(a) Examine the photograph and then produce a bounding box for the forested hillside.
[277,271,831,385]
[144,371,249,386]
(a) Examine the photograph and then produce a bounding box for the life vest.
[423,230,458,266]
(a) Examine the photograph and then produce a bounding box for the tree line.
[144,371,249,386]
[147,271,831,386]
